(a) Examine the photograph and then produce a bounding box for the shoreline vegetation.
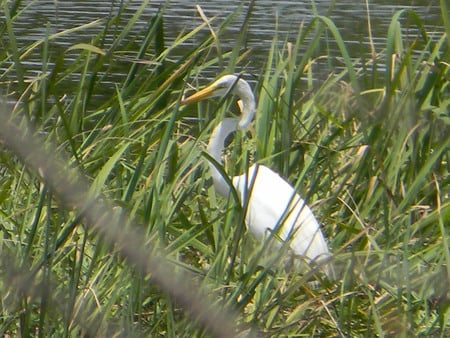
[1,1,449,336]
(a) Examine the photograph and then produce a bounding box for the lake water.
[1,0,444,98]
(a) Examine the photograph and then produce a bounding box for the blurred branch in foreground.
[0,100,238,338]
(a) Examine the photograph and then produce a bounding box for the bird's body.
[182,75,332,277]
[233,165,331,263]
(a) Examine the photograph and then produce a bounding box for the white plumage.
[182,74,332,277]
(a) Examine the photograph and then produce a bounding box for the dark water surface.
[1,0,444,99]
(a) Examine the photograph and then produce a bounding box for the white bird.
[182,74,333,277]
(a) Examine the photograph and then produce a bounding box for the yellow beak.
[181,84,217,105]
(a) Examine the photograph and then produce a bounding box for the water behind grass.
[0,0,448,336]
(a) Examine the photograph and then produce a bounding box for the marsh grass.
[0,1,449,336]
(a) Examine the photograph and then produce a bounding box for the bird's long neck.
[235,80,256,130]
[207,118,239,197]
[206,77,257,197]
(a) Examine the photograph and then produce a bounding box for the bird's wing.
[285,195,330,261]
[232,164,329,261]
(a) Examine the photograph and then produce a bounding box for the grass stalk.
[0,1,448,336]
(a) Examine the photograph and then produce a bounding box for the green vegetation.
[0,0,449,336]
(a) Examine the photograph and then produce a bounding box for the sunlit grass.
[0,1,449,337]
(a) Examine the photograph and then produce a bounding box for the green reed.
[0,0,448,336]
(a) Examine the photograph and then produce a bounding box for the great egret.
[182,74,332,277]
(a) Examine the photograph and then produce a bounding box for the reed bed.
[0,1,449,336]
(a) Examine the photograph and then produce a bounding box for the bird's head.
[181,74,256,130]
[181,74,241,105]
